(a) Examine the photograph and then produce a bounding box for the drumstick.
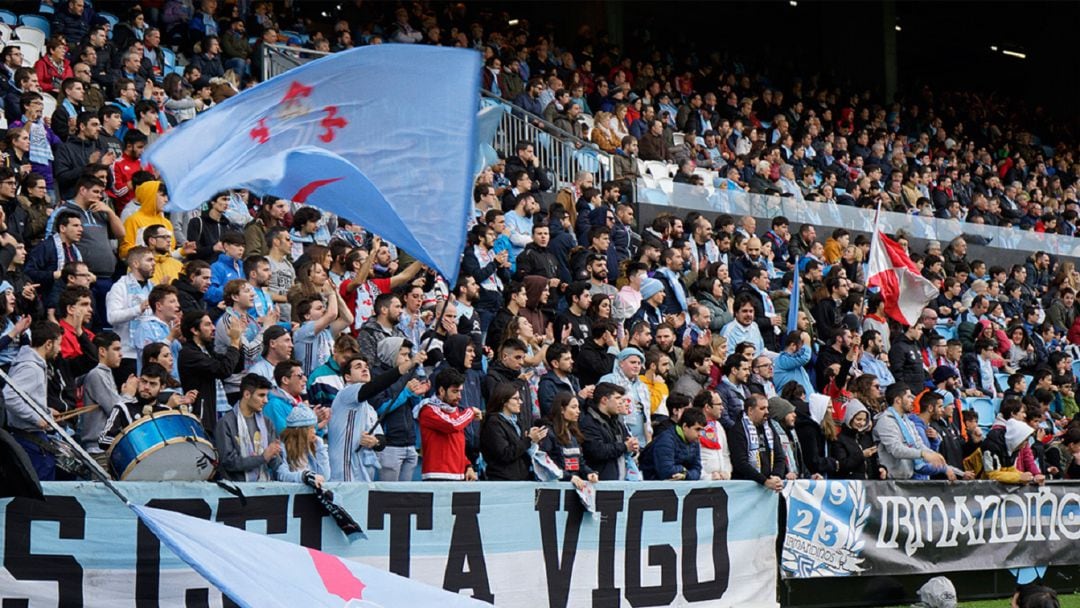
[54,404,100,423]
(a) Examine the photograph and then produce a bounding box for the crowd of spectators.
[0,1,1079,491]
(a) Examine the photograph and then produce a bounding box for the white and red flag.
[867,220,939,326]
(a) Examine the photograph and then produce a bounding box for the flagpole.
[864,200,884,319]
[0,368,132,506]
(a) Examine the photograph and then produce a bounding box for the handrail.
[480,90,616,191]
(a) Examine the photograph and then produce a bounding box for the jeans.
[377,445,418,481]
[15,432,56,481]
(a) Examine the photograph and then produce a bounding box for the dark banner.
[781,480,1080,579]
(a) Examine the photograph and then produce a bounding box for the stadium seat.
[0,115,7,130]
[1072,360,1080,381]
[97,11,119,28]
[167,64,185,76]
[963,397,999,429]
[672,132,685,147]
[0,10,16,26]
[14,25,46,49]
[17,14,49,36]
[1022,375,1033,389]
[658,176,674,195]
[161,47,177,68]
[640,188,670,205]
[995,373,1011,391]
[644,160,670,179]
[40,92,56,118]
[0,23,12,42]
[10,40,38,66]
[935,324,956,340]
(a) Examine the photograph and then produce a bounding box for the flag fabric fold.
[144,45,480,284]
[129,503,488,608]
[867,230,939,326]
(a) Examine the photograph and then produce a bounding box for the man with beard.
[651,322,685,381]
[356,293,405,365]
[504,192,539,262]
[483,338,536,430]
[814,327,858,392]
[586,254,617,299]
[874,384,947,480]
[98,363,197,456]
[727,394,786,491]
[858,329,895,389]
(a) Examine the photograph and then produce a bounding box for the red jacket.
[417,399,475,480]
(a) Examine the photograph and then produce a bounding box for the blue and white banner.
[0,481,779,607]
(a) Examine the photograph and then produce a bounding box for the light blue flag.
[475,103,507,173]
[788,256,801,334]
[144,45,480,284]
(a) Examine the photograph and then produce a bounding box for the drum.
[108,410,217,481]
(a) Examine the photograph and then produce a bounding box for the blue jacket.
[206,253,243,305]
[640,426,702,481]
[537,371,581,418]
[774,345,814,397]
[371,363,422,447]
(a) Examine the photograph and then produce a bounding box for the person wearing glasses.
[748,356,777,398]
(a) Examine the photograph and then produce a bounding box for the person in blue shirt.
[206,231,245,306]
[774,330,814,397]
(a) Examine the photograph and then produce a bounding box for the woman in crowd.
[141,342,180,389]
[590,110,619,153]
[275,405,330,486]
[794,393,840,478]
[831,399,885,479]
[538,393,598,490]
[15,172,52,247]
[0,282,31,367]
[480,383,547,480]
[2,127,32,176]
[501,316,550,417]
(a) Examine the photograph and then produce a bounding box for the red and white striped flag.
[867,226,939,327]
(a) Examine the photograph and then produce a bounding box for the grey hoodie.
[2,346,49,431]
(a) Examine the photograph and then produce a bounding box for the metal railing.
[480,91,615,191]
[261,43,329,81]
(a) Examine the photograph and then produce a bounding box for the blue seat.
[161,46,176,67]
[166,64,185,76]
[963,397,999,428]
[17,14,49,35]
[995,373,1011,391]
[1022,375,1034,390]
[97,11,118,27]
[0,10,16,25]
[934,323,957,340]
[1072,360,1080,381]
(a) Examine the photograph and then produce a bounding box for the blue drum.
[108,410,217,481]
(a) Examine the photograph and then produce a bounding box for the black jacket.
[483,362,535,430]
[174,276,209,316]
[479,414,533,481]
[889,334,926,395]
[814,345,852,392]
[514,242,559,281]
[831,426,882,480]
[579,405,629,480]
[53,136,109,199]
[178,341,242,433]
[573,339,614,387]
[793,411,840,477]
[504,156,552,192]
[727,415,787,484]
[538,427,594,480]
[186,211,239,262]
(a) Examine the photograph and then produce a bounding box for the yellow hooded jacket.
[119,180,177,259]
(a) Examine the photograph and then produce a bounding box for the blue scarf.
[656,267,688,312]
[26,119,53,164]
[742,416,775,473]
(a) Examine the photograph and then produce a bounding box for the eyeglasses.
[754,363,773,369]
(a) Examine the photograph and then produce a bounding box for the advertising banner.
[0,480,779,607]
[781,480,1080,579]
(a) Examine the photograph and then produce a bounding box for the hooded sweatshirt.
[519,275,549,337]
[120,180,177,258]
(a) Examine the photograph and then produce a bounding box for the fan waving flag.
[867,229,939,326]
[130,504,489,608]
[143,45,480,284]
